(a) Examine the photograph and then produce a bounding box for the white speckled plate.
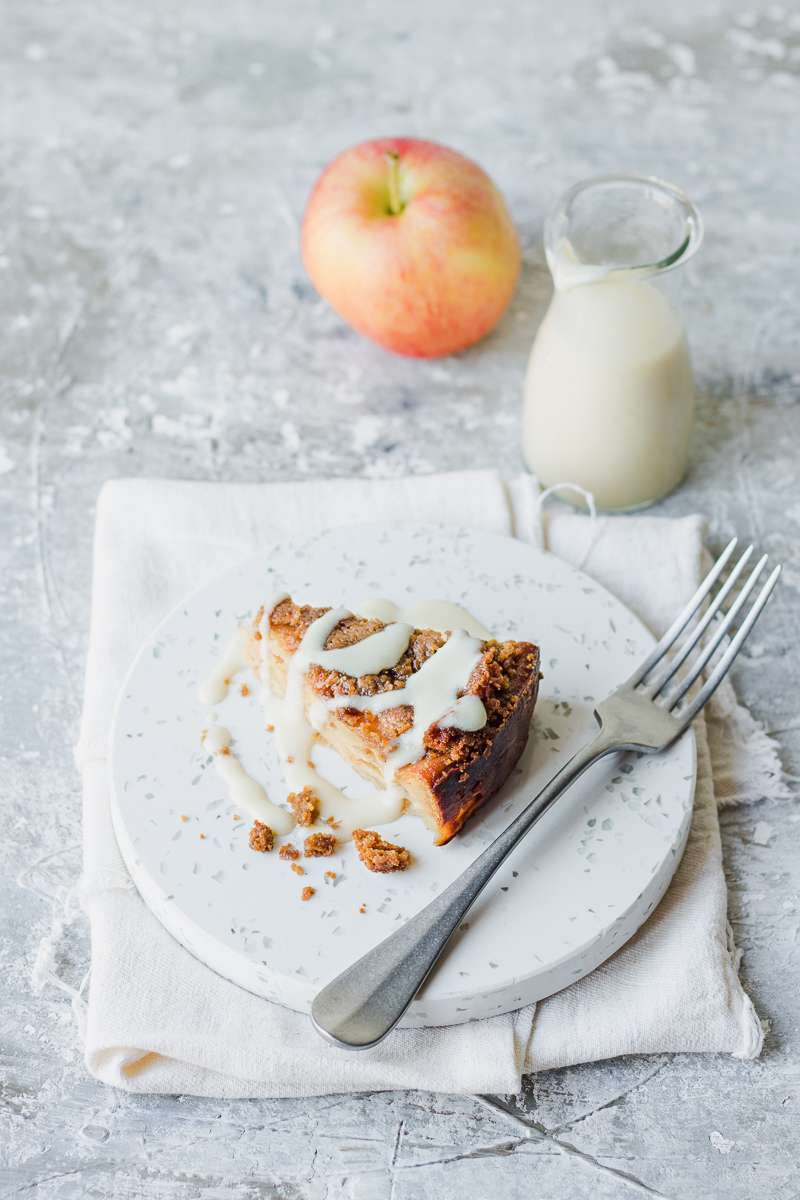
[110,524,695,1027]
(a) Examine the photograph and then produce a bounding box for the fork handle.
[311,729,616,1049]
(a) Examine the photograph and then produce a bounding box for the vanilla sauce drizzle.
[197,626,250,705]
[201,725,294,834]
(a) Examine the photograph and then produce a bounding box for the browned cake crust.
[256,598,540,845]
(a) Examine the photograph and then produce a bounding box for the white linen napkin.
[72,469,782,1096]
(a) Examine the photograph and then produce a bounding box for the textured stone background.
[1,0,799,1196]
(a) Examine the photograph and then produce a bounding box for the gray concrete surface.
[1,0,799,1196]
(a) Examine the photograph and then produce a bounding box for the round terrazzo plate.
[110,524,696,1027]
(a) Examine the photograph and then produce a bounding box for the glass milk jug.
[522,174,703,511]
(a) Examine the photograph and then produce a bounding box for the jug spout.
[545,174,703,292]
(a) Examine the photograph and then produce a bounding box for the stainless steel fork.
[311,539,781,1050]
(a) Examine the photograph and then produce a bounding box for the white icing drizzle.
[198,626,250,705]
[308,698,330,731]
[438,693,488,732]
[354,595,492,640]
[293,606,352,671]
[351,596,398,624]
[203,725,232,753]
[263,608,406,839]
[202,726,294,834]
[258,592,289,673]
[326,628,486,775]
[312,621,413,677]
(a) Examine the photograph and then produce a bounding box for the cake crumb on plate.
[288,786,319,826]
[354,828,411,873]
[249,820,274,853]
[304,832,336,857]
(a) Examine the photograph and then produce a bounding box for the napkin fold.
[72,470,782,1096]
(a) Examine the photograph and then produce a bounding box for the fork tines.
[631,537,781,724]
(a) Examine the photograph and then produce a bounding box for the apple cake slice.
[249,598,540,845]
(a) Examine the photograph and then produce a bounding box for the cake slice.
[249,598,540,845]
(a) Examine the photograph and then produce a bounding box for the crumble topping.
[288,786,319,826]
[279,843,299,861]
[353,828,412,874]
[270,599,539,768]
[301,886,315,902]
[290,862,305,876]
[271,600,445,704]
[304,832,337,857]
[248,821,274,852]
[324,870,337,882]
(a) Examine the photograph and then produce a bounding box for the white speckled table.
[2,0,799,1196]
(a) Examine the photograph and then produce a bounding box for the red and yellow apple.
[301,138,520,358]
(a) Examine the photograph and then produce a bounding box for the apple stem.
[385,151,403,216]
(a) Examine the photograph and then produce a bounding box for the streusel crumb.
[279,843,300,861]
[287,787,319,825]
[288,786,318,826]
[249,821,274,853]
[291,862,305,876]
[304,832,337,858]
[301,886,315,902]
[353,828,411,874]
